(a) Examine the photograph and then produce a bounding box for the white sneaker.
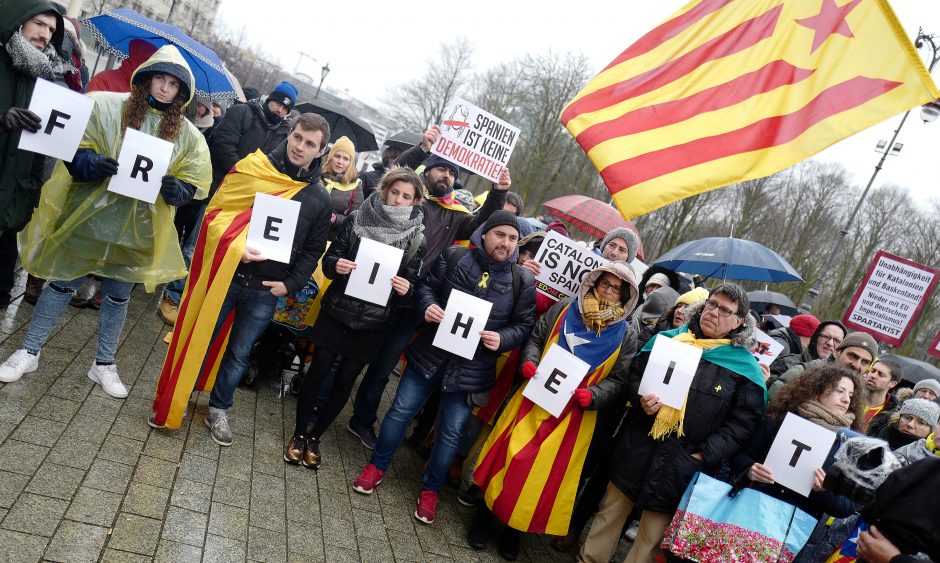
[624,520,640,542]
[0,349,40,383]
[87,363,128,398]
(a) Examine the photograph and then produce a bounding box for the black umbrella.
[384,131,422,151]
[294,100,378,151]
[747,290,798,316]
[879,354,940,385]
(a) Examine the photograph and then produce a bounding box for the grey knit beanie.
[913,379,940,398]
[600,228,639,263]
[899,398,940,428]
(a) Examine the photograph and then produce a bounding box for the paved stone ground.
[0,273,626,562]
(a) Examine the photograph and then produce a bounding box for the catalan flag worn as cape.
[151,150,311,429]
[561,0,940,219]
[474,301,625,534]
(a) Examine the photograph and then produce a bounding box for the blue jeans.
[24,277,134,363]
[351,309,421,428]
[370,365,473,492]
[207,282,278,410]
[163,203,205,306]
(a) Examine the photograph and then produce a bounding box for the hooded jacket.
[0,0,64,231]
[768,320,848,394]
[589,301,766,513]
[406,224,536,394]
[86,38,156,94]
[208,98,290,193]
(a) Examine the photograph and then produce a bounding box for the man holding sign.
[0,46,211,400]
[151,113,331,446]
[353,211,535,527]
[471,262,639,557]
[576,283,766,563]
[0,0,66,307]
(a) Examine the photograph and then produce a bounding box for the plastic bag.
[823,436,901,505]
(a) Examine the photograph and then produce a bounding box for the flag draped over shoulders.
[561,0,940,219]
[474,301,624,535]
[151,150,308,429]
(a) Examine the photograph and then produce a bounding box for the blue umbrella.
[653,237,802,282]
[81,9,236,101]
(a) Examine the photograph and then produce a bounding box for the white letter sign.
[106,128,173,204]
[18,78,94,162]
[522,343,591,418]
[764,412,837,497]
[245,193,301,264]
[751,328,785,365]
[432,289,492,360]
[534,231,609,301]
[638,336,702,409]
[345,238,404,307]
[431,97,520,183]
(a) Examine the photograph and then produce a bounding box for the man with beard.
[158,80,298,325]
[346,127,512,448]
[0,0,67,308]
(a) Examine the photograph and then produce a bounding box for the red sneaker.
[413,490,439,525]
[352,463,384,495]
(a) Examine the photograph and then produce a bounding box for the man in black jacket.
[346,126,512,448]
[160,80,298,325]
[164,113,331,446]
[352,211,535,526]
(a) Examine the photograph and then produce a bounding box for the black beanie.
[482,210,520,235]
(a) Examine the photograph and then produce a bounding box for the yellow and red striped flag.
[562,0,940,219]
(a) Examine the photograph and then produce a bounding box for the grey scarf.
[353,193,424,249]
[797,400,855,431]
[4,28,75,80]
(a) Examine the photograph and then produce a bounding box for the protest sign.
[928,329,940,361]
[106,128,173,204]
[638,335,702,409]
[345,238,404,307]
[842,251,939,346]
[533,231,608,300]
[432,289,492,360]
[431,97,520,183]
[522,343,591,418]
[751,328,785,365]
[764,412,837,497]
[18,78,94,162]
[245,193,301,264]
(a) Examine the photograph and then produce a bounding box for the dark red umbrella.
[542,195,644,260]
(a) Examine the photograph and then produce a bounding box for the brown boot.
[158,293,179,326]
[283,434,305,464]
[23,275,44,305]
[550,528,581,552]
[446,455,466,489]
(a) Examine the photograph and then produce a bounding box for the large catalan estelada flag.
[561,0,940,219]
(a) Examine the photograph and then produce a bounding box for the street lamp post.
[799,31,940,313]
[315,63,330,99]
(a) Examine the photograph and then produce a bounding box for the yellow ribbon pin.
[478,272,490,288]
[714,385,722,392]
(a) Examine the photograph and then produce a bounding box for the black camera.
[823,438,900,505]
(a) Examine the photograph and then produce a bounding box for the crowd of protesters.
[0,2,938,562]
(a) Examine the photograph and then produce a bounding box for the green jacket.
[0,0,64,231]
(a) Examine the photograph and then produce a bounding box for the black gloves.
[0,108,41,133]
[160,176,196,207]
[96,156,119,177]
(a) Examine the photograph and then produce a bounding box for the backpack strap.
[402,231,424,272]
[445,246,472,276]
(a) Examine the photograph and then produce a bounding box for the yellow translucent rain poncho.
[19,45,211,292]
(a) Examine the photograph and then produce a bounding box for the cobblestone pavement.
[0,277,620,562]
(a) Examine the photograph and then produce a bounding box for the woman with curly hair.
[0,45,210,397]
[730,364,863,519]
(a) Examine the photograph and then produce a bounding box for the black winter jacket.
[208,99,290,193]
[232,142,330,294]
[406,227,535,394]
[394,144,508,276]
[589,326,766,513]
[319,208,425,331]
[729,416,857,519]
[360,161,386,200]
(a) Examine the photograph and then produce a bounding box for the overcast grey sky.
[217,0,940,202]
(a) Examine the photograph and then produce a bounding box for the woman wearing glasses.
[873,397,939,452]
[575,283,767,563]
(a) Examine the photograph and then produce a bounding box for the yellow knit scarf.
[581,289,624,336]
[927,433,939,455]
[649,330,731,440]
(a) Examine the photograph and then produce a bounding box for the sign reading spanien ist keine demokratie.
[431,97,520,183]
[842,251,939,347]
[533,231,608,301]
